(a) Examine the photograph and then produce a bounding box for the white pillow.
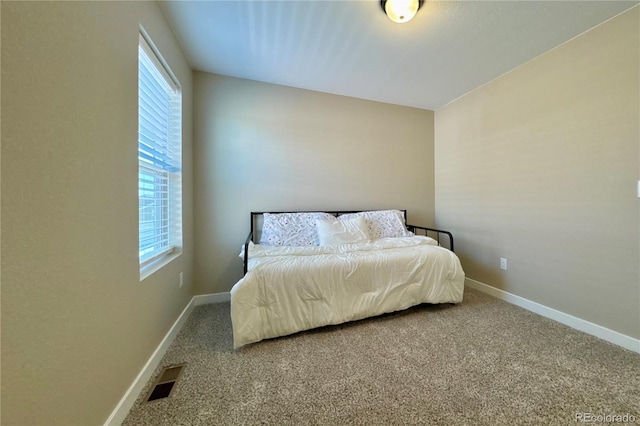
[339,210,411,240]
[259,212,335,246]
[316,216,370,246]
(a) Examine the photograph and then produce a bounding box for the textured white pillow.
[259,212,335,246]
[339,210,411,240]
[316,216,370,246]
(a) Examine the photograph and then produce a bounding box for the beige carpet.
[123,288,640,425]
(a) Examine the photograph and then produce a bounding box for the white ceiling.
[160,0,637,110]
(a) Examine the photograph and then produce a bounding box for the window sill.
[140,251,181,281]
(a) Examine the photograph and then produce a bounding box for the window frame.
[138,29,183,280]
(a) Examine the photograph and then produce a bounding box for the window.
[138,32,182,276]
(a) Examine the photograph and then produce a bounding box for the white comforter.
[230,236,465,348]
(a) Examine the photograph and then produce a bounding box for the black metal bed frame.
[243,210,454,275]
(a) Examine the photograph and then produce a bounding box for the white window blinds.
[138,33,182,269]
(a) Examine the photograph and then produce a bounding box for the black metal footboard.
[243,231,253,275]
[406,224,454,252]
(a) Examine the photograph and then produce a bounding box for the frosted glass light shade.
[384,0,420,23]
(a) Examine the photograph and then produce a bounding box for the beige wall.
[1,2,194,424]
[194,73,434,294]
[435,7,639,338]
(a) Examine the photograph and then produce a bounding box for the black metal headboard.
[249,210,408,243]
[243,210,454,274]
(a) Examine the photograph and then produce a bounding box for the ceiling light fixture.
[381,0,423,24]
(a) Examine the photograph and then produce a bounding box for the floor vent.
[145,364,185,402]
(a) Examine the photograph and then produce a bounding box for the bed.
[230,210,465,348]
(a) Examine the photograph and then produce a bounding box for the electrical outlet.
[500,258,507,271]
[179,272,184,288]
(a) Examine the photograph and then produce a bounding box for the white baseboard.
[465,278,640,354]
[104,291,230,426]
[193,291,231,305]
